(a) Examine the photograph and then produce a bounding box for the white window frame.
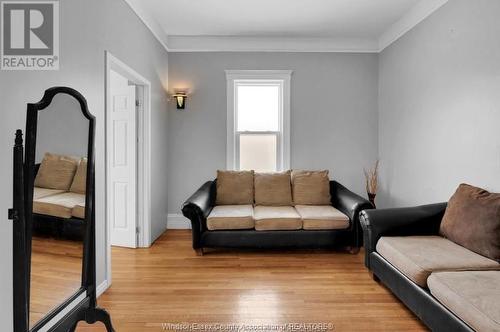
[226,70,292,171]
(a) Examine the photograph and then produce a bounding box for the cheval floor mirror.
[9,87,114,332]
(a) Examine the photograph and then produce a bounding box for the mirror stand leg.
[63,307,115,332]
[89,307,115,332]
[67,322,78,332]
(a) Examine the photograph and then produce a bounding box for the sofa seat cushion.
[295,205,349,230]
[207,205,254,230]
[376,236,500,287]
[33,187,65,200]
[254,206,302,231]
[428,271,500,332]
[33,192,86,219]
[72,204,86,219]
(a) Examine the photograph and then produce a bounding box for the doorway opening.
[104,51,152,289]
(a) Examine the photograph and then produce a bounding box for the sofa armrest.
[330,181,374,247]
[360,202,447,268]
[181,181,215,248]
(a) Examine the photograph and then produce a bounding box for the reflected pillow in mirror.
[34,153,79,191]
[70,158,87,194]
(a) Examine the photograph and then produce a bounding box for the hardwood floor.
[77,230,426,331]
[30,236,83,327]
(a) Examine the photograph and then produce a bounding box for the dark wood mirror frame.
[9,87,114,332]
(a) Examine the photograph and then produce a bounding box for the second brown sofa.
[182,170,373,255]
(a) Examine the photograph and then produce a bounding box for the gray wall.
[36,93,89,162]
[0,0,169,329]
[378,0,500,208]
[168,52,379,215]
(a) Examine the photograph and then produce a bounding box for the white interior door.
[109,83,137,248]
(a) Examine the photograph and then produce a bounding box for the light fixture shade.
[172,92,187,109]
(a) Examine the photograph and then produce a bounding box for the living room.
[0,0,499,331]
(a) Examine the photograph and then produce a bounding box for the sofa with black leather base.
[32,153,87,240]
[360,184,500,332]
[182,170,373,255]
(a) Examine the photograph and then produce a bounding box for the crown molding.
[166,35,379,53]
[122,0,170,52]
[123,0,448,54]
[378,0,449,51]
[225,70,293,80]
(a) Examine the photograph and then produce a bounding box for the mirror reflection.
[30,93,88,328]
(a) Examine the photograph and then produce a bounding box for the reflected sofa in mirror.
[12,86,115,332]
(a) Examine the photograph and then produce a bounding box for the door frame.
[104,51,152,287]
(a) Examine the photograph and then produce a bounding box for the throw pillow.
[291,170,331,205]
[34,153,79,191]
[70,158,88,194]
[440,183,500,262]
[216,170,254,205]
[254,171,292,206]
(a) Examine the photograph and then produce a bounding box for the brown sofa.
[182,170,374,254]
[361,201,500,331]
[206,170,352,232]
[32,153,87,239]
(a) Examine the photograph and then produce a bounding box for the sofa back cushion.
[70,158,87,194]
[34,153,79,191]
[216,170,254,205]
[254,171,292,206]
[291,170,331,205]
[440,184,500,262]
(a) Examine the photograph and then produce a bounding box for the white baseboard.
[97,280,110,298]
[167,213,191,229]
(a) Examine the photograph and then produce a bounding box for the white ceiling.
[146,0,418,38]
[124,0,449,52]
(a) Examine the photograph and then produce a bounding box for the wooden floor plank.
[30,236,83,327]
[73,230,426,331]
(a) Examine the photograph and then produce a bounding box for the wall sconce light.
[172,92,187,109]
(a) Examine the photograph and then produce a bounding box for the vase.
[368,193,376,208]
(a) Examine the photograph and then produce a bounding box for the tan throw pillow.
[34,153,79,191]
[216,170,254,205]
[70,158,88,194]
[291,170,331,205]
[254,171,292,206]
[440,184,500,262]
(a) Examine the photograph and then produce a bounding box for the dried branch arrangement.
[364,160,379,195]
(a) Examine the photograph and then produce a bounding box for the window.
[226,70,292,172]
